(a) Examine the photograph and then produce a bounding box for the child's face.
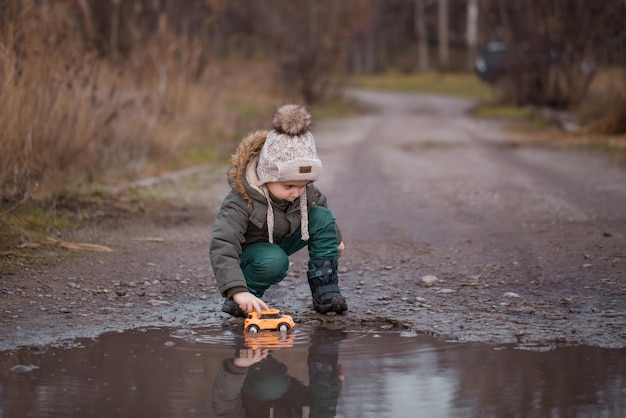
[267,180,310,202]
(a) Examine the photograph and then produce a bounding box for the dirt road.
[2,89,625,351]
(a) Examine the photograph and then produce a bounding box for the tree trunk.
[110,0,121,61]
[438,0,449,71]
[76,0,96,44]
[466,0,478,71]
[414,0,429,72]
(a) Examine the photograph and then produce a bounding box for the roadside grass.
[0,189,159,274]
[472,103,554,132]
[348,70,492,100]
[313,95,374,119]
[0,204,73,247]
[0,201,77,275]
[508,129,626,167]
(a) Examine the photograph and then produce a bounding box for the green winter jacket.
[210,130,339,299]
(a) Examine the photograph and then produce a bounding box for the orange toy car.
[244,308,295,333]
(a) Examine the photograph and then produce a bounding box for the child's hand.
[233,348,269,368]
[338,241,345,257]
[232,291,268,315]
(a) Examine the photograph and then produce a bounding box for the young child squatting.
[210,104,348,317]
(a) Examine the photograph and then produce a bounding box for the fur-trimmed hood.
[223,105,321,244]
[227,130,268,205]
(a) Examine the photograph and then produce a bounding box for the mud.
[1,89,625,351]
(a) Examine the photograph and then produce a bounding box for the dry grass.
[492,68,626,167]
[576,68,626,135]
[348,70,492,100]
[0,4,282,204]
[0,3,285,255]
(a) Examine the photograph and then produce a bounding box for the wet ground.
[2,325,624,417]
[2,89,625,351]
[1,89,626,416]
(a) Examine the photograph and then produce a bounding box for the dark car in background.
[474,41,509,84]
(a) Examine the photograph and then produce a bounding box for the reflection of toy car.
[244,308,295,333]
[244,331,295,349]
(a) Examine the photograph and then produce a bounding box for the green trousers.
[241,206,339,297]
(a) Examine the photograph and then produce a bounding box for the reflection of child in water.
[211,328,346,418]
[308,329,346,418]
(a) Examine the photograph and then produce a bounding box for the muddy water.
[1,326,624,418]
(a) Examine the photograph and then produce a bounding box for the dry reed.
[0,2,280,204]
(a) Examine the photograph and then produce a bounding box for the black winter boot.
[307,259,348,314]
[221,299,247,318]
[221,288,265,318]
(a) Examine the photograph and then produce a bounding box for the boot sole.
[315,300,348,314]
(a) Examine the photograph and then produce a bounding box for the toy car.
[244,308,295,333]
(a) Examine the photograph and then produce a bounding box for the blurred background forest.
[1,0,625,204]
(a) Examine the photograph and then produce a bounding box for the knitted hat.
[257,104,322,185]
[256,104,322,243]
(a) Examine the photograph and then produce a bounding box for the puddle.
[1,326,624,417]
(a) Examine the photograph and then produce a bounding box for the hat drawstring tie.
[300,191,309,241]
[261,186,275,244]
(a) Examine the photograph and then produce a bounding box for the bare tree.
[110,0,121,61]
[346,0,376,75]
[466,0,478,70]
[480,0,625,109]
[76,0,96,43]
[437,0,449,70]
[414,0,429,72]
[254,0,368,105]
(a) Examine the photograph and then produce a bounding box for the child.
[210,104,348,317]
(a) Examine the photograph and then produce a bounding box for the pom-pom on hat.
[256,104,322,243]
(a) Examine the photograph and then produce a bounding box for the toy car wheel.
[247,324,260,333]
[277,323,290,333]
